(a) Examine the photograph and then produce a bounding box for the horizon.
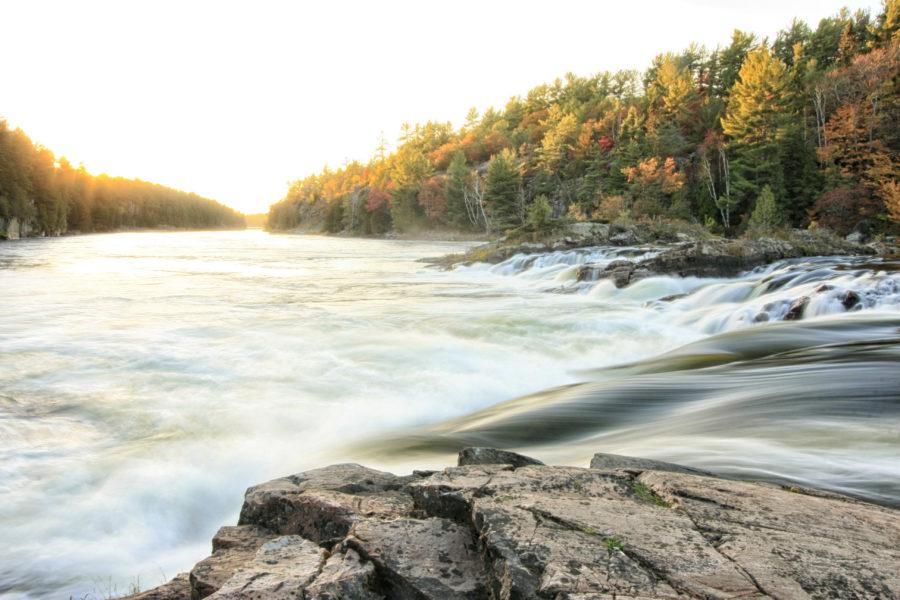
[2,0,884,215]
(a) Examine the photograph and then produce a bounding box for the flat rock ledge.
[129,449,900,600]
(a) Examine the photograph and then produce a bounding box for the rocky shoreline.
[426,222,899,281]
[130,448,899,599]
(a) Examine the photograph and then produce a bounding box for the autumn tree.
[361,185,392,234]
[621,157,685,219]
[417,177,446,223]
[880,180,900,223]
[818,42,900,177]
[721,47,800,217]
[389,144,431,231]
[646,54,701,139]
[810,185,881,234]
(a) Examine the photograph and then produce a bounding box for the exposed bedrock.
[129,448,900,600]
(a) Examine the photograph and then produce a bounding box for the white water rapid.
[1,230,898,599]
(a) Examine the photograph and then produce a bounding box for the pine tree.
[484,149,522,231]
[444,152,473,230]
[722,47,798,215]
[747,184,786,233]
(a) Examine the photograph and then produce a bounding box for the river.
[0,230,898,599]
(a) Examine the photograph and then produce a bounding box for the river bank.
[431,221,897,268]
[129,448,900,600]
[0,223,248,240]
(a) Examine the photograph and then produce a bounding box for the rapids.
[0,230,898,599]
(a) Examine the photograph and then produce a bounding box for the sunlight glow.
[1,0,883,215]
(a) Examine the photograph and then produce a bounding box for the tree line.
[268,2,900,238]
[0,121,245,238]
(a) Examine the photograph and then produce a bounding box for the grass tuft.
[631,481,670,507]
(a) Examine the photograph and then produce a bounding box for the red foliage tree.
[417,176,446,220]
[427,142,458,171]
[458,132,487,164]
[810,186,882,235]
[482,130,511,157]
[365,186,392,212]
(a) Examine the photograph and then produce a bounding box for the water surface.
[0,230,898,599]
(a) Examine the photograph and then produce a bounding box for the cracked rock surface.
[128,449,900,599]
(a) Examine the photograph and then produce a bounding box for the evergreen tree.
[722,47,798,215]
[484,149,522,231]
[746,185,786,233]
[444,152,472,230]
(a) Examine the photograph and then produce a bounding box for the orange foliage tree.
[417,177,446,220]
[622,157,685,218]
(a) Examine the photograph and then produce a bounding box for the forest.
[0,121,245,238]
[268,2,900,238]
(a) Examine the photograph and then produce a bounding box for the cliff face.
[131,449,900,600]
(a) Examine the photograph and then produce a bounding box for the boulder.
[576,260,650,288]
[840,289,861,310]
[785,296,810,321]
[128,450,900,600]
[457,447,544,468]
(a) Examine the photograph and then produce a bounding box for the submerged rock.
[785,296,810,321]
[129,448,900,599]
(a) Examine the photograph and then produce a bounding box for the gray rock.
[576,263,605,283]
[589,452,716,477]
[785,296,810,321]
[840,289,861,310]
[637,234,876,279]
[238,463,415,546]
[304,548,380,599]
[347,517,488,599]
[576,260,650,288]
[127,573,191,600]
[209,536,325,599]
[457,447,544,468]
[609,230,638,245]
[133,455,900,600]
[190,525,274,599]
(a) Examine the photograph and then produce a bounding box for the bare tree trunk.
[813,86,828,150]
[701,152,720,224]
[462,174,490,234]
[868,92,879,152]
[718,147,732,229]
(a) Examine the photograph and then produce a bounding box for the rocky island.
[131,448,899,600]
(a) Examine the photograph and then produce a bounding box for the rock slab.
[128,449,900,599]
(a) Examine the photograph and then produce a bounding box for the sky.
[1,0,885,215]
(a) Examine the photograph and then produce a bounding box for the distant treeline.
[0,120,245,238]
[269,2,899,237]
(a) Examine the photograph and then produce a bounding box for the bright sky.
[1,0,884,215]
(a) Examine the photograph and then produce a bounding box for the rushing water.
[0,230,898,599]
